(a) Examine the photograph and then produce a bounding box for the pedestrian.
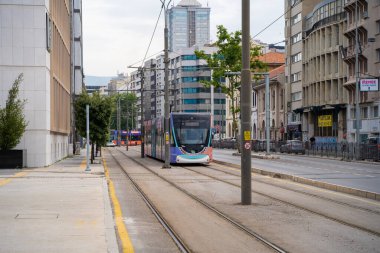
[310,136,315,150]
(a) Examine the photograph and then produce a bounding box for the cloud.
[83,0,284,76]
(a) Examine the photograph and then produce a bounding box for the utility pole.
[162,0,172,168]
[126,88,129,151]
[117,94,121,146]
[241,0,251,205]
[211,69,214,130]
[354,0,361,159]
[140,67,145,158]
[85,104,90,172]
[265,73,270,155]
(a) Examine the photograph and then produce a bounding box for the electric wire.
[140,4,165,68]
[253,0,300,39]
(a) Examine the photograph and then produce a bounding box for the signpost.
[360,78,379,91]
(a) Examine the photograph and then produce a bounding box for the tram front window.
[173,115,211,151]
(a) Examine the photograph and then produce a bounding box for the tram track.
[114,147,288,253]
[210,162,380,215]
[106,148,190,253]
[179,163,380,237]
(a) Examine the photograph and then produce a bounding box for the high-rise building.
[0,0,80,167]
[168,0,210,52]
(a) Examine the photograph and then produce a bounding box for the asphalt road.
[213,149,380,194]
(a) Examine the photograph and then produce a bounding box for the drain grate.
[15,214,59,219]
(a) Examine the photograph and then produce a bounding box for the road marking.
[0,172,27,187]
[103,158,135,253]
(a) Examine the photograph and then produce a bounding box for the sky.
[82,0,285,77]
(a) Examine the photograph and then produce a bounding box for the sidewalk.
[0,150,118,253]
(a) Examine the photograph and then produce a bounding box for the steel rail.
[181,163,380,237]
[115,148,288,253]
[107,148,190,253]
[210,162,380,216]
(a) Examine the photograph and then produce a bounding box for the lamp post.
[354,0,361,158]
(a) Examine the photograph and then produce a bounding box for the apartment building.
[343,0,380,142]
[130,46,226,132]
[285,0,319,140]
[0,0,73,166]
[253,51,286,141]
[302,0,349,143]
[285,0,380,143]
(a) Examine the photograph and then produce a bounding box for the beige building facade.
[0,0,72,167]
[302,0,349,142]
[285,0,318,140]
[343,0,380,142]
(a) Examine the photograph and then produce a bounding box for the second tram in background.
[144,113,213,164]
[110,130,142,146]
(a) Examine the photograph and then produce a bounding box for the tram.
[144,113,213,164]
[128,130,142,146]
[110,130,141,146]
[110,130,128,145]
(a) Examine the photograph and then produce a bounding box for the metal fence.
[212,139,380,162]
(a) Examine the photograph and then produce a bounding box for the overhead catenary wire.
[140,3,165,68]
[253,0,301,39]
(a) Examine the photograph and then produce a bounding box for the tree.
[195,25,267,150]
[74,91,113,163]
[110,92,138,130]
[0,74,28,151]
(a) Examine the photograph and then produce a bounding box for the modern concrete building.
[0,0,73,167]
[131,46,226,133]
[302,0,349,143]
[284,0,380,143]
[71,0,84,155]
[168,0,210,52]
[342,0,380,142]
[284,0,319,140]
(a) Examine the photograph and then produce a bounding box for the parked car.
[279,140,305,154]
[252,139,276,152]
[106,141,116,147]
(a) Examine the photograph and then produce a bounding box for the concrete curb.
[213,159,380,201]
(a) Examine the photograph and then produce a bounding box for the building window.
[377,49,380,62]
[374,105,379,118]
[291,91,301,101]
[351,108,356,119]
[291,32,302,44]
[377,20,380,34]
[361,107,368,119]
[280,89,284,110]
[290,0,300,6]
[291,52,302,63]
[291,13,301,25]
[272,90,276,110]
[291,72,301,82]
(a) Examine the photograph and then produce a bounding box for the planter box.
[0,150,26,169]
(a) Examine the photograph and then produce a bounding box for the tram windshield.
[172,114,211,147]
